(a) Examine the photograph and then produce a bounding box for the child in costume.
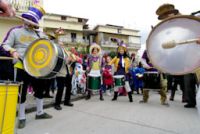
[102,56,113,96]
[86,43,103,100]
[109,41,133,102]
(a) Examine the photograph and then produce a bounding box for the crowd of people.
[0,1,200,130]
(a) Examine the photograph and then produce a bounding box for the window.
[61,16,66,20]
[117,29,122,34]
[71,33,77,42]
[78,18,82,22]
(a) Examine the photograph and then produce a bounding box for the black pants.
[17,69,45,103]
[171,75,185,99]
[184,74,197,106]
[0,60,14,81]
[55,74,72,106]
[43,79,54,96]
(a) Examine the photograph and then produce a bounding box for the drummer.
[86,43,104,100]
[109,40,133,102]
[140,3,181,105]
[1,5,52,129]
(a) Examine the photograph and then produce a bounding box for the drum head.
[113,75,124,78]
[147,15,200,75]
[88,74,100,77]
[23,38,63,78]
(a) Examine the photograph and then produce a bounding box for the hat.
[89,43,101,55]
[156,4,179,20]
[21,5,45,25]
[117,41,127,52]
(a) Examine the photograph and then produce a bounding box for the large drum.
[147,15,200,75]
[23,38,66,79]
[87,74,101,90]
[113,75,125,87]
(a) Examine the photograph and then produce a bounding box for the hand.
[0,0,15,17]
[12,51,19,59]
[197,38,200,44]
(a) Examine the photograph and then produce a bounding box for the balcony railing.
[8,0,39,12]
[58,37,89,45]
[100,40,141,49]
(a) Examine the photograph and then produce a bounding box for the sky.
[43,0,200,46]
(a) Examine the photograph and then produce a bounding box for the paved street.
[16,91,200,134]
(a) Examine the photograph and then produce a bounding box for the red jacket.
[103,69,113,86]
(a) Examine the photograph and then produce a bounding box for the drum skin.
[87,75,101,90]
[147,15,200,75]
[23,38,65,79]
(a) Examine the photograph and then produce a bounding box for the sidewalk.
[24,92,86,113]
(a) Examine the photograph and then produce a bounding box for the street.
[16,91,200,134]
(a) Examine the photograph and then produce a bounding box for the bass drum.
[23,38,66,79]
[147,15,200,75]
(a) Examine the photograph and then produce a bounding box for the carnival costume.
[110,42,133,102]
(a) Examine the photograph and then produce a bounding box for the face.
[106,56,111,63]
[119,47,125,54]
[92,48,98,55]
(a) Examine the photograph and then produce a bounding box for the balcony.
[58,37,89,46]
[100,40,141,50]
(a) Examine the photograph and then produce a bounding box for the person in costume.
[109,40,133,102]
[2,5,52,129]
[86,43,103,100]
[102,55,113,96]
[49,28,81,110]
[134,62,145,94]
[139,3,182,105]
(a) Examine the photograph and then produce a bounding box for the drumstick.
[162,39,198,49]
[0,56,15,60]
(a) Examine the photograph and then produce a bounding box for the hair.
[138,62,143,68]
[92,47,99,53]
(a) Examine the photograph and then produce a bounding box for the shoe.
[35,112,53,119]
[161,102,169,106]
[100,97,104,101]
[139,100,147,103]
[169,98,174,101]
[54,105,62,110]
[184,104,196,108]
[18,119,26,129]
[64,102,74,107]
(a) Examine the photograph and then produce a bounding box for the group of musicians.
[0,1,200,130]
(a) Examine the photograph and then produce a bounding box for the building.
[0,0,141,55]
[92,24,141,54]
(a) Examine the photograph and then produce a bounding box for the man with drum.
[140,3,182,105]
[2,5,52,128]
[109,41,133,102]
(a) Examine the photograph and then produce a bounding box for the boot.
[112,92,118,101]
[128,92,133,102]
[85,90,91,100]
[140,89,149,103]
[100,94,104,101]
[99,90,104,101]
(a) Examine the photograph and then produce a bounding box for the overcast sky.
[43,0,200,44]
